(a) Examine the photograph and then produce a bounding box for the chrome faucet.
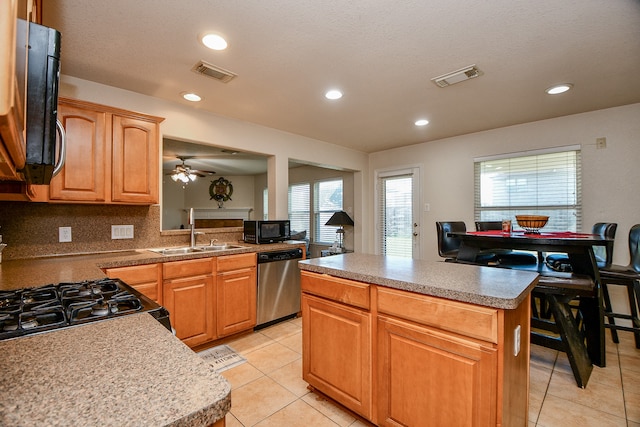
[188,208,204,248]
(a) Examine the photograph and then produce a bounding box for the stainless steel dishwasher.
[255,248,304,329]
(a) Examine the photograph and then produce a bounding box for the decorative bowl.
[515,215,549,234]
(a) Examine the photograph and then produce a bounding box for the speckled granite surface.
[0,241,306,290]
[299,253,539,309]
[0,313,231,427]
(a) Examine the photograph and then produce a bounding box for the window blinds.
[474,148,582,232]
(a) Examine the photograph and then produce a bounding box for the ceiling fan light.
[189,174,197,181]
[171,174,179,182]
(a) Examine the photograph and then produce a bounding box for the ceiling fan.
[166,156,215,185]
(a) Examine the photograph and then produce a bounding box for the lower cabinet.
[163,258,216,347]
[301,293,372,419]
[216,253,257,337]
[377,316,497,426]
[104,263,162,303]
[104,252,260,348]
[301,270,531,427]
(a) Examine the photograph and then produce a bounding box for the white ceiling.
[43,0,640,156]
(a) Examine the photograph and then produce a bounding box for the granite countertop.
[0,241,306,290]
[0,242,307,425]
[299,253,539,309]
[0,313,231,426]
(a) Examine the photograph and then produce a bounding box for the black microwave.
[244,220,291,244]
[20,20,62,184]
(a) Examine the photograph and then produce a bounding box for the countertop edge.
[299,254,539,310]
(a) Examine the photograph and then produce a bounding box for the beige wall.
[368,103,640,264]
[58,75,370,249]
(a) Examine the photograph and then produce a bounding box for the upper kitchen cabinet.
[49,97,163,204]
[0,0,33,181]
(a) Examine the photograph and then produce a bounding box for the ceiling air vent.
[431,65,483,88]
[192,60,237,83]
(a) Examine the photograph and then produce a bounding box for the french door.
[376,167,420,258]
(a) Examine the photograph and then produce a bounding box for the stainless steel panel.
[256,258,301,326]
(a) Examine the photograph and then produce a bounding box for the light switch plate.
[111,225,134,239]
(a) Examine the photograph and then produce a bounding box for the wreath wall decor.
[209,177,233,207]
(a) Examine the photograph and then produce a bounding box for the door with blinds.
[376,168,420,258]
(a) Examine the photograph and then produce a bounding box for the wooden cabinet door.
[302,293,372,420]
[377,315,498,427]
[104,263,161,303]
[50,102,107,201]
[111,114,159,204]
[163,274,215,347]
[216,266,257,337]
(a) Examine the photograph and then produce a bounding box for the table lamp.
[325,211,354,251]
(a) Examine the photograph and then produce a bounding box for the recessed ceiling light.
[415,119,429,126]
[545,83,573,95]
[325,89,343,100]
[201,33,228,50]
[182,92,202,102]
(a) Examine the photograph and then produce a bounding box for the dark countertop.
[299,253,539,309]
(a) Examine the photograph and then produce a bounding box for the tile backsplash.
[0,202,243,260]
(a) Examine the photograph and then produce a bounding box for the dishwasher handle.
[257,248,304,263]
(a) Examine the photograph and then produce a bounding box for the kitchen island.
[298,253,539,427]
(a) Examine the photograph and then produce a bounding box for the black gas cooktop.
[0,278,171,340]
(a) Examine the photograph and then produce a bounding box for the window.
[474,146,582,232]
[314,179,343,243]
[262,187,268,220]
[288,183,310,236]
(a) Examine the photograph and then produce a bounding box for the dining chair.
[546,222,618,272]
[436,221,467,261]
[474,221,538,265]
[436,221,497,264]
[599,224,640,348]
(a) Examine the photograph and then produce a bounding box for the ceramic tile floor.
[213,317,640,427]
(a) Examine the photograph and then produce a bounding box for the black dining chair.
[599,224,640,348]
[436,221,496,264]
[474,221,538,265]
[436,221,467,261]
[546,222,618,272]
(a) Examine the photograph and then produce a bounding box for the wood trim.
[58,97,165,123]
[301,271,370,310]
[377,286,499,343]
[216,252,256,272]
[163,257,215,280]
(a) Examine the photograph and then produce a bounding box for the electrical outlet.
[514,324,521,357]
[111,225,134,239]
[59,227,72,243]
[596,137,607,149]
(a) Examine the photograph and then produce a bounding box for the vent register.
[192,60,237,83]
[431,64,483,88]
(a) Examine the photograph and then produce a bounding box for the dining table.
[448,229,614,388]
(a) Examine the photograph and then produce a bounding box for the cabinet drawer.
[301,271,370,310]
[377,287,498,343]
[105,263,159,284]
[163,257,214,280]
[217,253,256,272]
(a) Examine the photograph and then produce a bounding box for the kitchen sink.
[150,247,206,256]
[197,244,246,251]
[150,244,247,256]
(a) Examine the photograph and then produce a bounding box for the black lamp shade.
[325,211,354,227]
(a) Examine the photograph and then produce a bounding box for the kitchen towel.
[198,344,247,372]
